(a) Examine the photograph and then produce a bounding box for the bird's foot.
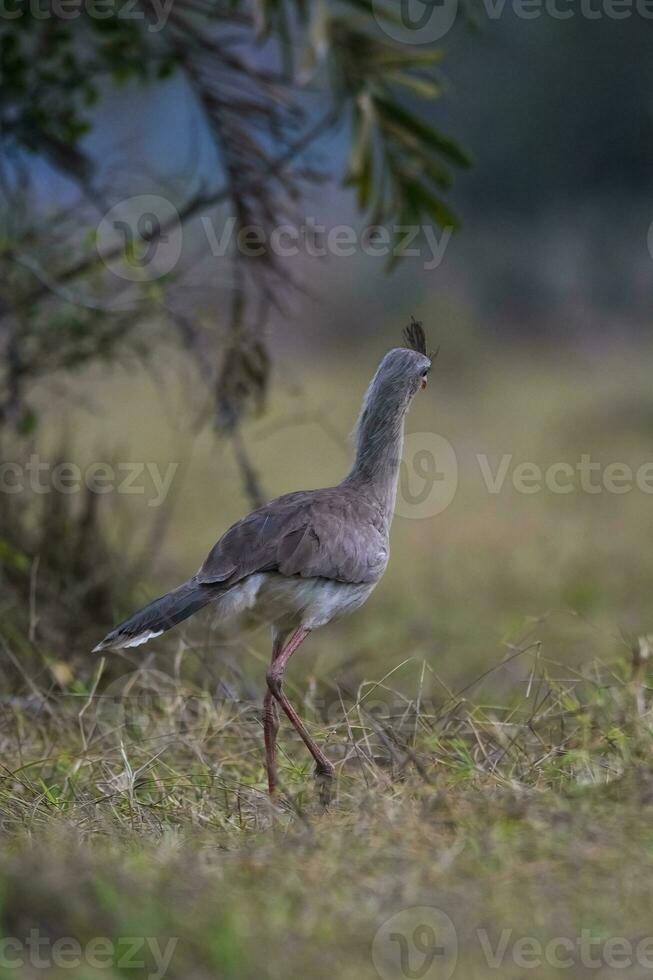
[314,761,335,807]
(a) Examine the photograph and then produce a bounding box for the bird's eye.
[421,368,430,377]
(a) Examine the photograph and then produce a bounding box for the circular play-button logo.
[372,906,458,980]
[372,0,459,44]
[96,194,182,283]
[395,432,458,519]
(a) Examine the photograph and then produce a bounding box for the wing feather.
[197,489,387,588]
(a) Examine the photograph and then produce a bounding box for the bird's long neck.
[345,377,408,520]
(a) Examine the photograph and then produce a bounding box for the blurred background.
[2,2,653,698]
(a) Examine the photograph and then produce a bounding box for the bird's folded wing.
[196,490,387,588]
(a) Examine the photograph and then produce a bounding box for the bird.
[93,319,433,802]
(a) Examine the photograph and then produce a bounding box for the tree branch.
[3,107,340,320]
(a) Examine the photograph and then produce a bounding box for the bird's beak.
[421,376,428,390]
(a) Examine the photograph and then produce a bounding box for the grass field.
[2,332,653,979]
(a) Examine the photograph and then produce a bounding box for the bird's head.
[351,319,434,478]
[376,347,431,401]
[373,318,434,403]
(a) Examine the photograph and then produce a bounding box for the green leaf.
[374,96,472,168]
[17,406,38,436]
[0,539,30,573]
[391,72,442,100]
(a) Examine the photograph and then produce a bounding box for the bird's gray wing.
[196,489,387,587]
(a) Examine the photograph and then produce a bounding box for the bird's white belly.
[210,572,376,632]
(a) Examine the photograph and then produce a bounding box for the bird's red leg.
[266,626,335,803]
[263,635,284,796]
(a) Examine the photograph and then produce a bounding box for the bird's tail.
[92,578,217,652]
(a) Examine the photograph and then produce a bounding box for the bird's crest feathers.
[402,316,438,361]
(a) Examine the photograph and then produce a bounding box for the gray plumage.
[93,341,431,653]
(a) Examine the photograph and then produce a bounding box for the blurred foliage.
[0,0,469,448]
[1,4,468,232]
[0,446,147,668]
[1,19,176,183]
